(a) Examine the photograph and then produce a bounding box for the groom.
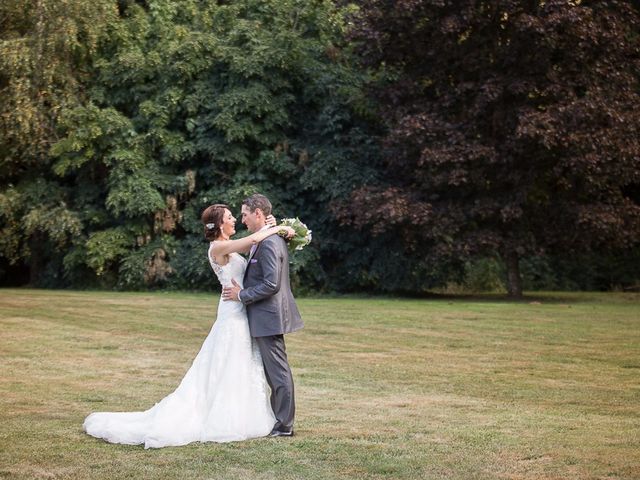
[222,193,303,437]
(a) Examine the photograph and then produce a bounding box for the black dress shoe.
[268,429,294,437]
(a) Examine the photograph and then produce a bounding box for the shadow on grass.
[4,286,637,306]
[319,290,639,305]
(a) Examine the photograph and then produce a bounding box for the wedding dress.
[83,250,276,448]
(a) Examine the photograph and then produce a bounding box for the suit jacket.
[239,235,303,337]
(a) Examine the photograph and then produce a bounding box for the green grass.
[0,289,639,479]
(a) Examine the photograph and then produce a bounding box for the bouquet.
[278,218,312,253]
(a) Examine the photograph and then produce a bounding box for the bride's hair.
[201,204,228,241]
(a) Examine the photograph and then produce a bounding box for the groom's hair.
[242,194,272,216]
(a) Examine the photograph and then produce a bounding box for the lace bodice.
[207,247,247,288]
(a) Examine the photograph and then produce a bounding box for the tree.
[338,0,640,297]
[49,0,367,289]
[0,0,117,283]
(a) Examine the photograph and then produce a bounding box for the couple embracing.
[83,194,303,448]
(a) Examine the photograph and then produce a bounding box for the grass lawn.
[0,289,638,479]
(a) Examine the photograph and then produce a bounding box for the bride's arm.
[211,225,294,257]
[234,214,278,254]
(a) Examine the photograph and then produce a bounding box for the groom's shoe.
[268,428,294,437]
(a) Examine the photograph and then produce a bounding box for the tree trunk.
[28,233,43,286]
[504,250,523,298]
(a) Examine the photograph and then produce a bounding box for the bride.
[83,204,295,448]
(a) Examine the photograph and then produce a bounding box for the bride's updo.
[201,204,228,241]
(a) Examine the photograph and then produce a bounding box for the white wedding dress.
[83,250,276,448]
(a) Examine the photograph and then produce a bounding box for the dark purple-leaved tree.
[337,0,640,297]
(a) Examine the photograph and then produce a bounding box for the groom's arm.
[238,238,283,305]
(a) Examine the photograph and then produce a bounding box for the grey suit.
[239,235,303,431]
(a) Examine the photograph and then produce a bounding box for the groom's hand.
[222,279,242,302]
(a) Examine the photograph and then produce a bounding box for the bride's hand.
[279,226,295,239]
[266,215,277,227]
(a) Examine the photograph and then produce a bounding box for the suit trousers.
[254,334,295,431]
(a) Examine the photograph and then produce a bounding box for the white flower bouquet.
[278,218,312,252]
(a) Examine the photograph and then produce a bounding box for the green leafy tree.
[49,0,369,289]
[0,0,116,283]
